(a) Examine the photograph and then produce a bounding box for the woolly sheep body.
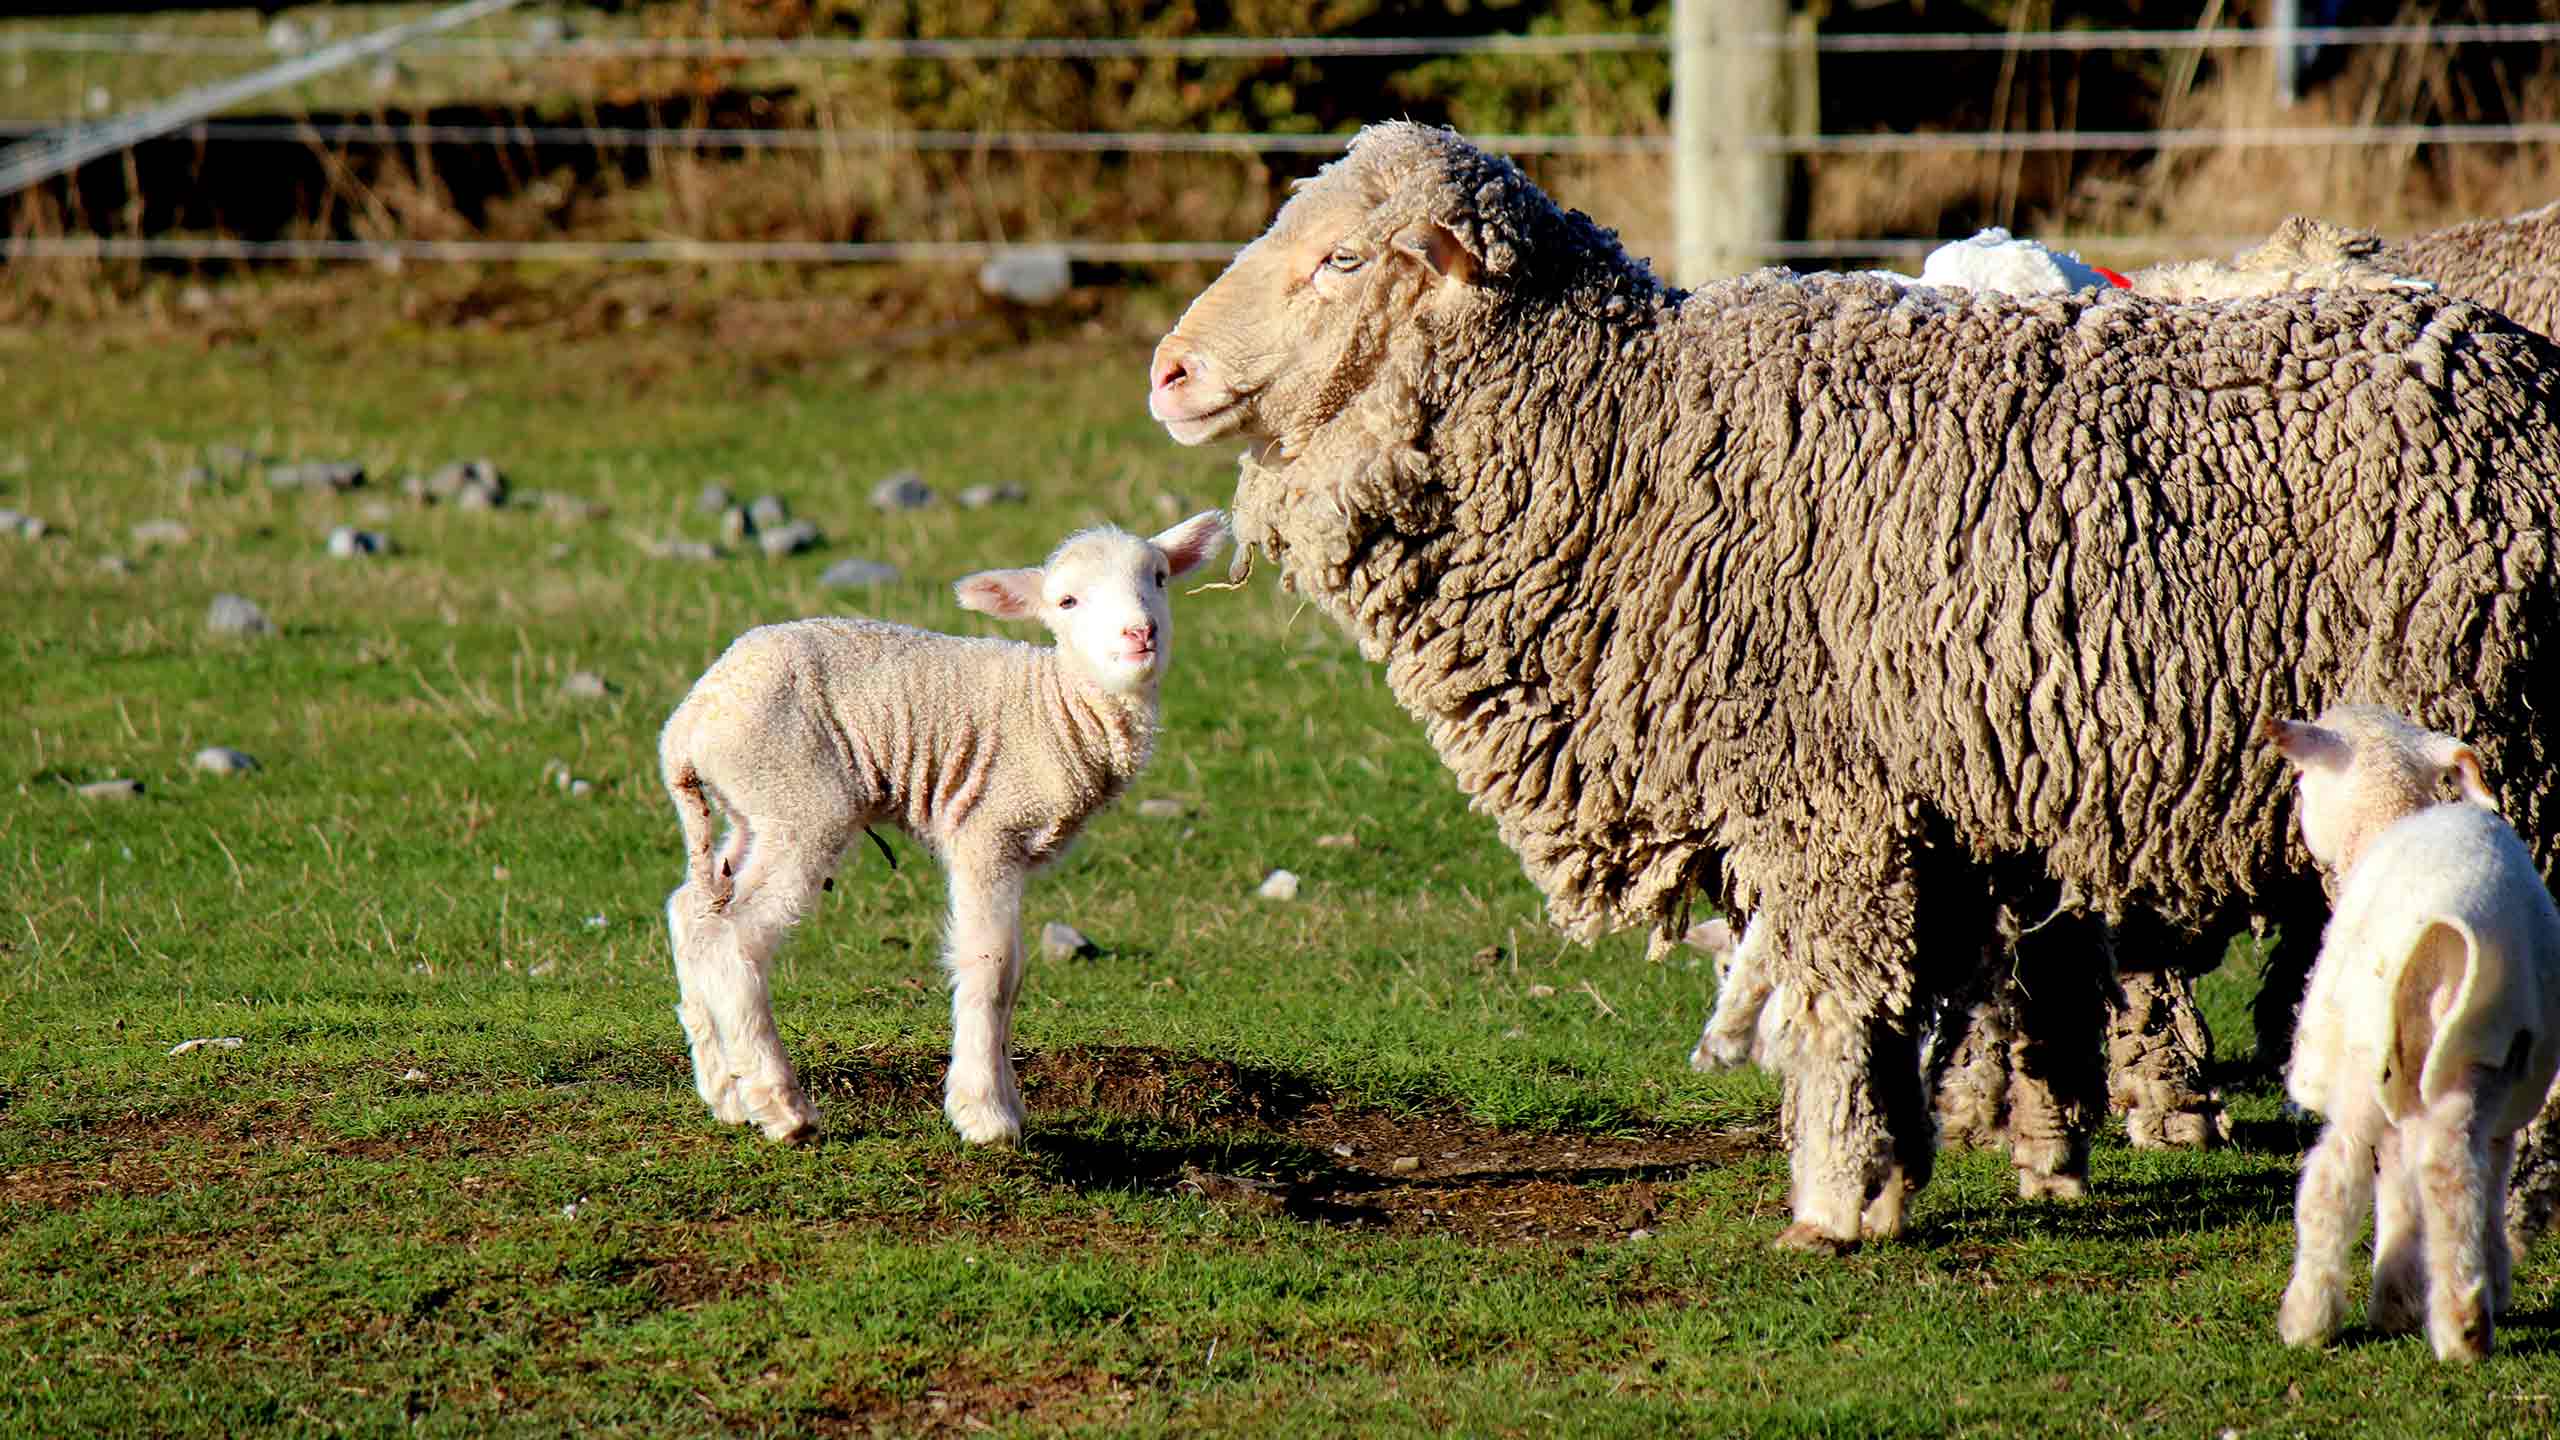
[2395,200,2560,341]
[2270,707,2560,1362]
[1149,121,2560,1249]
[660,515,1226,1146]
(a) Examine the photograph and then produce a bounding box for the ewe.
[1149,120,2560,1251]
[658,512,1229,1145]
[2268,707,2560,1363]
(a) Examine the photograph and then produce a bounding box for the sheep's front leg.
[2279,1122,2375,1348]
[2417,1082,2495,1362]
[942,843,1028,1146]
[1775,997,1932,1254]
[2369,1129,2425,1334]
[2486,1130,2518,1317]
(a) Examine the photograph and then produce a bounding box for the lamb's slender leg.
[2416,1081,2494,1362]
[942,842,1028,1145]
[2279,1122,2375,1348]
[698,838,835,1145]
[2487,1130,2518,1316]
[1691,916,1776,1071]
[2369,1128,2425,1334]
[666,884,746,1125]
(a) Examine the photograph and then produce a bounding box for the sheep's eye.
[1323,248,1365,274]
[1057,596,1078,610]
[1155,571,1168,588]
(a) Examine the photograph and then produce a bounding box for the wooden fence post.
[1672,0,1792,287]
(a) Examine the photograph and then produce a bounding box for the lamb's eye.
[1057,596,1078,610]
[1155,571,1168,588]
[1323,248,1365,274]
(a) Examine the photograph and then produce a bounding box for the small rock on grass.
[820,558,900,589]
[956,482,1027,510]
[1136,797,1185,819]
[193,747,258,775]
[758,519,823,559]
[560,671,610,700]
[77,778,143,800]
[1389,1155,1421,1175]
[167,1036,243,1056]
[326,526,390,558]
[0,509,48,539]
[870,470,934,510]
[695,483,734,515]
[266,460,366,493]
[1257,869,1301,901]
[746,494,791,531]
[206,594,272,637]
[1041,922,1098,960]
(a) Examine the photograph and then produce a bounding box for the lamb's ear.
[1392,220,1479,285]
[2442,740,2499,811]
[2261,716,2346,772]
[953,567,1044,621]
[1150,510,1230,579]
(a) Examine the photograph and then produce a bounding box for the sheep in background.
[2395,199,2560,340]
[2267,707,2560,1363]
[1148,120,2560,1250]
[659,511,1229,1146]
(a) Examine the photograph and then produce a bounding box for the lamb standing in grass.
[659,512,1229,1145]
[2268,707,2560,1363]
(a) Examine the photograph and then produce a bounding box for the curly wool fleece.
[1209,121,2560,1028]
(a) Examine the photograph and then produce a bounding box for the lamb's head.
[953,511,1229,696]
[2263,705,2495,872]
[1147,122,1595,456]
[2128,216,2433,303]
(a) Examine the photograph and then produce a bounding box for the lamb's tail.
[668,761,731,910]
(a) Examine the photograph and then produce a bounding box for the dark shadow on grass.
[1904,1167,2302,1249]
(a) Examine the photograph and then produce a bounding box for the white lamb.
[658,511,1230,1147]
[2266,705,2560,1363]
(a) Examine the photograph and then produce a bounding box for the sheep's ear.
[1392,220,1478,285]
[2445,742,2499,811]
[2261,716,2346,772]
[953,567,1044,621]
[1150,510,1230,579]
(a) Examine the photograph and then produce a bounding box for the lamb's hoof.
[946,1093,1025,1147]
[2430,1318,2491,1365]
[1772,1222,1857,1256]
[2369,1275,2424,1335]
[2016,1169,2087,1201]
[742,1082,820,1145]
[2277,1283,2343,1349]
[706,1085,751,1127]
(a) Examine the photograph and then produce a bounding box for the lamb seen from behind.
[1148,120,2560,1251]
[2267,707,2560,1363]
[659,511,1230,1146]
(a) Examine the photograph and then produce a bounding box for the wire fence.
[5,16,2556,268]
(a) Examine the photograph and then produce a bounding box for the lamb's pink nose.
[1124,621,1158,647]
[1149,338,1193,396]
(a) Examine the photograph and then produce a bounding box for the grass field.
[5,294,2556,1438]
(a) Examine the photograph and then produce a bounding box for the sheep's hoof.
[759,1111,821,1146]
[1772,1222,1857,1256]
[2430,1314,2491,1365]
[2016,1169,2087,1201]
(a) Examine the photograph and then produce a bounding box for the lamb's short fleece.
[2268,706,2560,1363]
[658,512,1228,1146]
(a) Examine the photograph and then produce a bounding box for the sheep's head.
[952,511,1229,696]
[1147,122,1547,455]
[2263,705,2494,873]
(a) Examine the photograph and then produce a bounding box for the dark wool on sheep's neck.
[1235,171,2560,1020]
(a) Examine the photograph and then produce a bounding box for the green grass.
[3,305,2555,1438]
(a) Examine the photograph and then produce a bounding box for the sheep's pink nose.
[1125,621,1158,646]
[1149,338,1193,396]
